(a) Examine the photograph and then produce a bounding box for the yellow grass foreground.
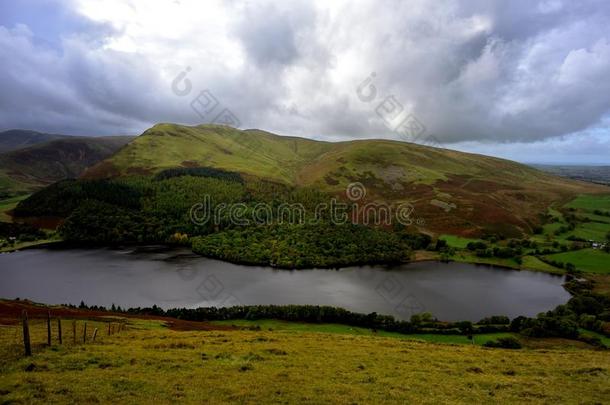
[1,318,609,404]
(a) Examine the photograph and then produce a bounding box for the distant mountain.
[82,123,609,237]
[0,135,134,198]
[532,164,610,186]
[0,129,70,153]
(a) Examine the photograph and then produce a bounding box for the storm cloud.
[0,0,609,162]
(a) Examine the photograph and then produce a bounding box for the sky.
[1,0,610,164]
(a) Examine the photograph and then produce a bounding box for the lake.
[0,246,570,321]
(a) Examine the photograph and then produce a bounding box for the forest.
[13,169,422,267]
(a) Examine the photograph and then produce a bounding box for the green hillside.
[1,301,608,404]
[84,125,328,183]
[83,123,608,237]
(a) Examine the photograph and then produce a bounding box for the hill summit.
[83,123,607,237]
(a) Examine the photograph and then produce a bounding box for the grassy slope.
[544,249,610,274]
[525,194,610,274]
[534,195,610,243]
[1,316,609,404]
[0,136,134,197]
[0,195,28,221]
[212,319,517,345]
[440,194,610,274]
[83,123,609,237]
[566,194,610,211]
[85,125,328,183]
[520,256,565,273]
[439,234,479,249]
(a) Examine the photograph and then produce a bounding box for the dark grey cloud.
[0,0,609,163]
[232,1,315,68]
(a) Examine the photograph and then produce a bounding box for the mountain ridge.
[80,123,609,237]
[0,135,135,197]
[0,129,71,153]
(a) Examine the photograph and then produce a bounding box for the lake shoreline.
[0,246,571,321]
[2,240,556,275]
[1,240,573,292]
[3,241,555,279]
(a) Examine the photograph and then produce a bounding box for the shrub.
[478,315,510,325]
[578,314,602,332]
[466,241,488,251]
[435,239,447,251]
[455,321,474,334]
[483,337,522,349]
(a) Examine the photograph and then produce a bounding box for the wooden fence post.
[72,320,77,344]
[108,322,111,336]
[57,318,62,344]
[22,310,31,356]
[92,328,98,342]
[83,322,87,343]
[47,310,52,346]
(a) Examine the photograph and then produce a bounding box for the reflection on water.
[0,246,570,321]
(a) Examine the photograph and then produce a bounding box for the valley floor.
[0,302,609,404]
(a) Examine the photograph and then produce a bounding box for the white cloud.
[0,0,609,163]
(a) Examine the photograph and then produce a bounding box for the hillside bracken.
[79,123,608,237]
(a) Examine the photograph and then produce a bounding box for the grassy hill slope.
[1,306,608,404]
[0,136,134,198]
[83,124,608,237]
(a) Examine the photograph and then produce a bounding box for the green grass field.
[1,316,609,403]
[533,208,570,243]
[0,195,28,222]
[211,319,515,346]
[0,238,60,253]
[570,221,610,241]
[566,194,610,211]
[531,196,610,253]
[439,234,480,249]
[544,248,610,274]
[564,195,610,241]
[520,256,565,273]
[0,171,32,199]
[586,213,610,224]
[578,328,610,347]
[530,195,610,274]
[452,251,522,269]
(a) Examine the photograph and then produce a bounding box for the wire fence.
[0,312,127,364]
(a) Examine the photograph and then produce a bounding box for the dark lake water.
[0,246,570,321]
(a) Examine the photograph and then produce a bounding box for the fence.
[0,310,127,358]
